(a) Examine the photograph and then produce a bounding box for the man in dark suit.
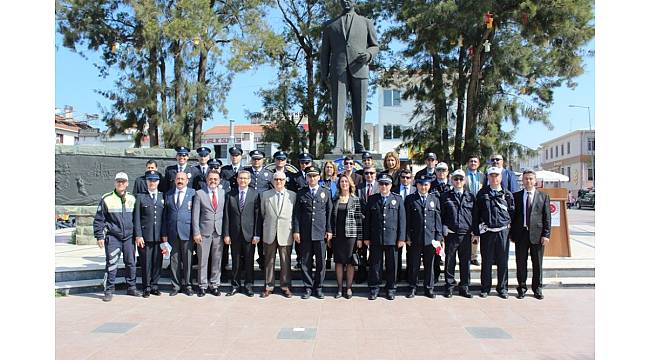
[161,147,200,193]
[341,155,363,189]
[132,159,163,195]
[363,173,406,300]
[223,170,261,297]
[320,0,380,154]
[483,154,519,193]
[133,170,165,297]
[161,171,196,296]
[244,149,272,270]
[511,170,551,300]
[404,174,442,299]
[356,165,378,283]
[220,146,244,190]
[292,166,333,299]
[191,146,212,191]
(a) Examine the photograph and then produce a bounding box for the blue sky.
[55,33,594,150]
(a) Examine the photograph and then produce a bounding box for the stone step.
[55,276,594,296]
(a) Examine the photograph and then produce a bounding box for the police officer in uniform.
[294,153,314,191]
[363,173,406,300]
[162,146,200,193]
[271,150,299,192]
[93,172,141,302]
[355,152,374,178]
[472,166,515,299]
[292,166,333,299]
[220,146,244,190]
[431,162,451,194]
[133,170,165,298]
[414,152,438,180]
[404,174,442,298]
[244,149,272,269]
[192,146,212,191]
[440,169,475,298]
[206,158,230,193]
[132,159,163,194]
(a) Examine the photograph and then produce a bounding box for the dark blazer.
[244,166,273,193]
[223,188,261,243]
[357,181,379,209]
[330,195,363,240]
[394,183,417,200]
[161,164,201,194]
[404,192,442,246]
[292,186,333,241]
[220,164,242,190]
[133,192,165,242]
[293,171,309,192]
[191,164,211,191]
[161,187,196,241]
[363,193,406,246]
[511,190,551,245]
[132,172,164,194]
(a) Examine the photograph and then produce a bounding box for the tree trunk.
[159,49,168,146]
[453,47,467,167]
[173,40,183,126]
[464,46,482,160]
[305,52,317,156]
[194,46,208,148]
[431,54,449,162]
[146,45,160,147]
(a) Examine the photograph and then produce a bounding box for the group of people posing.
[93,146,551,302]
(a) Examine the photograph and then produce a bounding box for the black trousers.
[515,230,545,293]
[300,240,326,291]
[434,253,442,283]
[369,244,398,292]
[397,246,404,280]
[407,244,435,290]
[444,233,472,291]
[231,238,255,288]
[256,241,264,267]
[479,229,510,294]
[170,237,193,291]
[138,241,162,291]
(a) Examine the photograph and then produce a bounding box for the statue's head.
[340,0,355,12]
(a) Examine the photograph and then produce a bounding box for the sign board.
[550,201,561,227]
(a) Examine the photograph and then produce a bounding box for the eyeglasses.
[435,169,447,172]
[178,154,188,157]
[378,183,391,186]
[364,172,376,175]
[491,158,503,162]
[273,178,286,181]
[344,162,354,165]
[452,178,464,181]
[400,176,411,179]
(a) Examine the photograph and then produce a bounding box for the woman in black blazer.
[329,174,363,299]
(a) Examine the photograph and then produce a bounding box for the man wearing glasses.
[355,152,375,178]
[292,166,333,299]
[431,162,452,195]
[161,147,200,193]
[341,155,363,188]
[358,165,378,207]
[363,173,406,300]
[483,154,518,193]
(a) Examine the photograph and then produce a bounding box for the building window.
[550,147,553,159]
[214,145,227,159]
[555,146,558,158]
[383,125,402,140]
[561,144,564,156]
[560,167,564,175]
[56,134,63,144]
[587,138,595,151]
[567,141,571,154]
[587,168,593,180]
[567,166,571,181]
[383,89,401,107]
[545,149,548,160]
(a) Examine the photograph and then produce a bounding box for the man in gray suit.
[259,171,297,298]
[192,170,226,297]
[320,0,379,154]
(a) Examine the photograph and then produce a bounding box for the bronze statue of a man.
[320,0,379,154]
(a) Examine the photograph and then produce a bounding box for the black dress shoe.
[425,291,435,299]
[498,292,509,299]
[127,289,142,297]
[315,290,324,299]
[470,259,480,266]
[301,290,312,299]
[142,290,150,298]
[459,291,473,299]
[534,292,544,300]
[150,289,161,296]
[170,289,179,296]
[443,291,452,298]
[197,288,206,297]
[334,291,342,299]
[244,288,254,297]
[368,292,378,300]
[479,292,488,298]
[184,287,194,296]
[516,290,526,299]
[209,288,221,296]
[406,288,416,298]
[102,291,113,302]
[226,288,239,296]
[387,292,395,301]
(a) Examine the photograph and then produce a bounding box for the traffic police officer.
[440,169,475,298]
[292,166,333,299]
[220,146,244,190]
[431,161,451,194]
[192,146,212,191]
[472,166,515,299]
[404,174,442,298]
[363,173,406,300]
[93,172,141,302]
[162,146,200,193]
[133,170,165,298]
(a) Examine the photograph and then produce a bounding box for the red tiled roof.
[203,124,265,135]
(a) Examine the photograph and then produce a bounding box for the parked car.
[576,191,595,209]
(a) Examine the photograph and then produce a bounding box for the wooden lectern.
[538,188,571,257]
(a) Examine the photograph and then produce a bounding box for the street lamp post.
[568,105,594,188]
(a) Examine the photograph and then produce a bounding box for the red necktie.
[212,190,218,210]
[367,185,372,198]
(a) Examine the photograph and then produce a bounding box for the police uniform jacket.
[133,192,165,242]
[294,171,309,191]
[161,187,196,241]
[93,190,136,241]
[161,164,200,193]
[132,173,164,194]
[404,192,442,246]
[431,178,451,195]
[245,166,273,193]
[363,192,406,246]
[440,189,476,235]
[292,186,333,241]
[191,164,212,191]
[220,164,242,189]
[472,187,515,235]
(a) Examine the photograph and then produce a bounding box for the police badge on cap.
[377,173,392,184]
[228,146,243,156]
[196,146,211,157]
[144,170,160,180]
[176,146,190,155]
[249,150,265,159]
[415,174,433,184]
[273,151,288,160]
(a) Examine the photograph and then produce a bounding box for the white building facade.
[375,85,419,160]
